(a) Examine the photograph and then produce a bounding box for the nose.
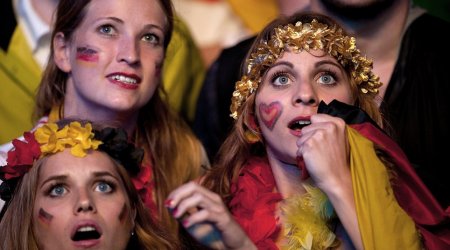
[293,80,318,106]
[74,190,96,214]
[116,37,140,65]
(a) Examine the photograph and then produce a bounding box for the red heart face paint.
[76,47,99,62]
[259,101,282,130]
[38,208,53,225]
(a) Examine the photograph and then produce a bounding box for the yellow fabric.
[1,16,204,144]
[48,105,62,122]
[163,16,206,122]
[0,26,42,144]
[227,0,279,34]
[347,127,421,250]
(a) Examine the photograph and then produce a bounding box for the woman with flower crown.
[166,12,450,250]
[0,0,209,245]
[0,120,178,249]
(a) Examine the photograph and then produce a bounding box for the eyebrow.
[92,171,121,181]
[103,17,164,33]
[315,59,343,69]
[40,175,68,189]
[39,171,120,188]
[270,61,294,69]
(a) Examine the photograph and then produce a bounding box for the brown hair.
[202,12,383,202]
[32,0,207,239]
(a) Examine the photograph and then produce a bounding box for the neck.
[310,0,411,97]
[63,99,139,137]
[277,0,311,17]
[266,151,305,198]
[29,0,58,25]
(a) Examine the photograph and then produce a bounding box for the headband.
[230,19,382,119]
[0,121,143,202]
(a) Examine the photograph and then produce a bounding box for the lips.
[107,73,141,89]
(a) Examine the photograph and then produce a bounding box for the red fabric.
[230,123,449,249]
[229,157,282,249]
[131,162,158,217]
[351,123,450,249]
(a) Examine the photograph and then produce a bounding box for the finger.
[171,192,210,219]
[166,181,203,209]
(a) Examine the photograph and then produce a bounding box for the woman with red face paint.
[167,12,450,250]
[0,120,178,250]
[0,0,209,246]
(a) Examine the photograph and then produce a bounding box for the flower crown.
[0,121,143,202]
[230,19,382,119]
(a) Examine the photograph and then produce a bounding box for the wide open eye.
[95,181,114,193]
[142,33,161,45]
[318,72,337,85]
[49,184,67,197]
[270,71,292,87]
[98,24,116,36]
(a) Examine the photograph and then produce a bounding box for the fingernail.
[164,199,172,207]
[182,219,189,227]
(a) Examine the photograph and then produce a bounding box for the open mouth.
[288,119,311,131]
[72,226,101,241]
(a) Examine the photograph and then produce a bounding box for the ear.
[53,32,72,72]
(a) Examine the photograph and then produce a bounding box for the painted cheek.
[76,47,99,63]
[38,208,54,226]
[259,101,283,130]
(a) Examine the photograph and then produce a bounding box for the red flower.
[1,132,41,180]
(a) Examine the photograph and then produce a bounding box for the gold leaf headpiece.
[230,19,382,119]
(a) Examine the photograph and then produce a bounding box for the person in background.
[0,0,205,144]
[171,13,449,249]
[0,120,178,249]
[0,0,209,246]
[194,0,450,208]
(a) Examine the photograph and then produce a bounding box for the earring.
[131,230,135,236]
[245,129,261,143]
[245,113,261,143]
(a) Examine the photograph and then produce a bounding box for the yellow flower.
[66,122,102,157]
[35,123,69,156]
[34,122,102,158]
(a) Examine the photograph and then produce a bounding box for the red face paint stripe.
[38,208,53,224]
[76,47,99,62]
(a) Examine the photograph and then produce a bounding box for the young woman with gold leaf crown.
[0,120,178,249]
[0,0,209,246]
[166,12,449,250]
